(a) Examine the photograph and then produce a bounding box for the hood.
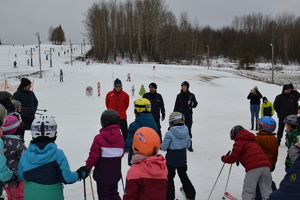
[135,113,155,127]
[26,142,57,165]
[140,154,167,177]
[169,125,188,139]
[235,129,256,141]
[100,124,122,144]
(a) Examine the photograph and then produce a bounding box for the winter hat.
[181,81,190,89]
[262,97,268,101]
[149,82,157,89]
[114,78,122,86]
[20,78,31,88]
[2,115,21,135]
[289,83,295,90]
[282,84,291,92]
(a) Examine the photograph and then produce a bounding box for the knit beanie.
[282,84,291,92]
[114,78,122,86]
[2,115,21,135]
[181,81,190,89]
[20,78,31,88]
[149,82,157,89]
[262,97,268,101]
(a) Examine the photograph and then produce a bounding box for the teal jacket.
[0,138,13,182]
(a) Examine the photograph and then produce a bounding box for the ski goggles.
[31,124,57,131]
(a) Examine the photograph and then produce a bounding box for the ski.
[224,192,238,200]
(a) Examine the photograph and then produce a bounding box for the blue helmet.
[257,116,276,132]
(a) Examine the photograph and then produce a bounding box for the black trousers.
[166,165,196,200]
[277,118,285,143]
[120,119,128,141]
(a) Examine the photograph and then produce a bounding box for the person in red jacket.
[105,78,130,140]
[86,109,124,200]
[123,127,167,200]
[221,125,272,200]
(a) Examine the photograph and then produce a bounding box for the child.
[161,112,196,200]
[2,114,27,200]
[124,98,158,166]
[222,125,272,200]
[85,109,124,200]
[255,116,278,200]
[260,97,274,117]
[17,114,89,200]
[123,127,167,200]
[283,114,299,172]
[288,135,300,164]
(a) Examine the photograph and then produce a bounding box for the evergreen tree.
[139,84,146,96]
[48,25,66,45]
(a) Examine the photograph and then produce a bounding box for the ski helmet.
[169,112,185,127]
[2,114,22,135]
[101,109,120,128]
[0,104,7,127]
[283,115,299,126]
[257,116,276,133]
[134,98,151,115]
[0,91,14,110]
[132,127,160,156]
[230,125,244,140]
[31,115,57,140]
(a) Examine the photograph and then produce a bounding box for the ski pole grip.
[226,150,231,156]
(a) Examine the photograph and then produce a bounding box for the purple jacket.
[86,124,124,184]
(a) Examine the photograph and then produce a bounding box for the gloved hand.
[9,171,19,185]
[221,151,231,162]
[77,166,90,180]
[161,113,165,121]
[236,161,240,166]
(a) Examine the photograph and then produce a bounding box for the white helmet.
[31,115,57,139]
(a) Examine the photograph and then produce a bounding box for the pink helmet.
[2,115,21,135]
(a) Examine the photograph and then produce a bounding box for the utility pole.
[36,32,42,78]
[69,39,73,66]
[207,45,210,69]
[271,43,274,84]
[45,48,54,67]
[25,48,34,66]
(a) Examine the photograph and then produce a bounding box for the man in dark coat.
[274,84,298,145]
[13,78,38,139]
[143,82,165,141]
[174,81,198,152]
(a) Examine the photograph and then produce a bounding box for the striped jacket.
[86,124,124,184]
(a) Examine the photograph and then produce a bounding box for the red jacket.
[222,129,271,172]
[105,89,129,119]
[123,154,168,200]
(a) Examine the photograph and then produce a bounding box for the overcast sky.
[0,0,299,45]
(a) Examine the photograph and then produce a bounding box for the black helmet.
[230,125,244,140]
[0,91,14,108]
[101,109,120,128]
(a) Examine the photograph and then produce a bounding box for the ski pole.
[222,164,233,200]
[83,178,87,200]
[207,162,225,200]
[89,174,95,200]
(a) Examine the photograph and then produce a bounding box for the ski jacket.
[274,92,298,119]
[13,86,38,120]
[143,92,165,121]
[124,113,158,166]
[222,129,271,172]
[255,131,278,171]
[18,141,78,200]
[86,124,124,184]
[247,91,262,105]
[288,144,300,164]
[285,129,299,169]
[123,154,168,200]
[3,135,26,187]
[161,125,191,167]
[260,101,275,117]
[0,138,13,182]
[173,90,197,120]
[105,89,129,119]
[268,150,300,200]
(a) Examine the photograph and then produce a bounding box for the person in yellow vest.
[260,97,274,117]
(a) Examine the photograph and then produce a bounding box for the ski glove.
[221,150,231,162]
[77,166,90,180]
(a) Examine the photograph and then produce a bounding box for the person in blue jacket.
[161,112,196,200]
[17,114,89,200]
[124,98,158,166]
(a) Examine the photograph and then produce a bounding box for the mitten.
[77,166,90,180]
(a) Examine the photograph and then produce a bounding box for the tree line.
[83,0,300,66]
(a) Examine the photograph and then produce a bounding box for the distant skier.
[127,73,131,81]
[13,61,17,68]
[59,69,63,82]
[131,85,135,97]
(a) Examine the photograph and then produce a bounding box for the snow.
[0,44,295,199]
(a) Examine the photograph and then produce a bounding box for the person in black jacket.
[274,84,298,145]
[289,83,300,103]
[174,81,198,152]
[13,78,38,140]
[143,82,165,141]
[247,86,263,130]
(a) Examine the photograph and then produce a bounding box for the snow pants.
[120,119,128,141]
[250,104,260,125]
[243,167,272,200]
[166,165,195,200]
[96,182,121,200]
[4,181,24,200]
[276,118,285,144]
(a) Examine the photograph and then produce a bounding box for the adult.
[247,86,263,130]
[289,83,300,102]
[143,82,165,141]
[274,84,298,145]
[105,78,129,141]
[59,69,63,82]
[174,81,198,152]
[13,78,38,139]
